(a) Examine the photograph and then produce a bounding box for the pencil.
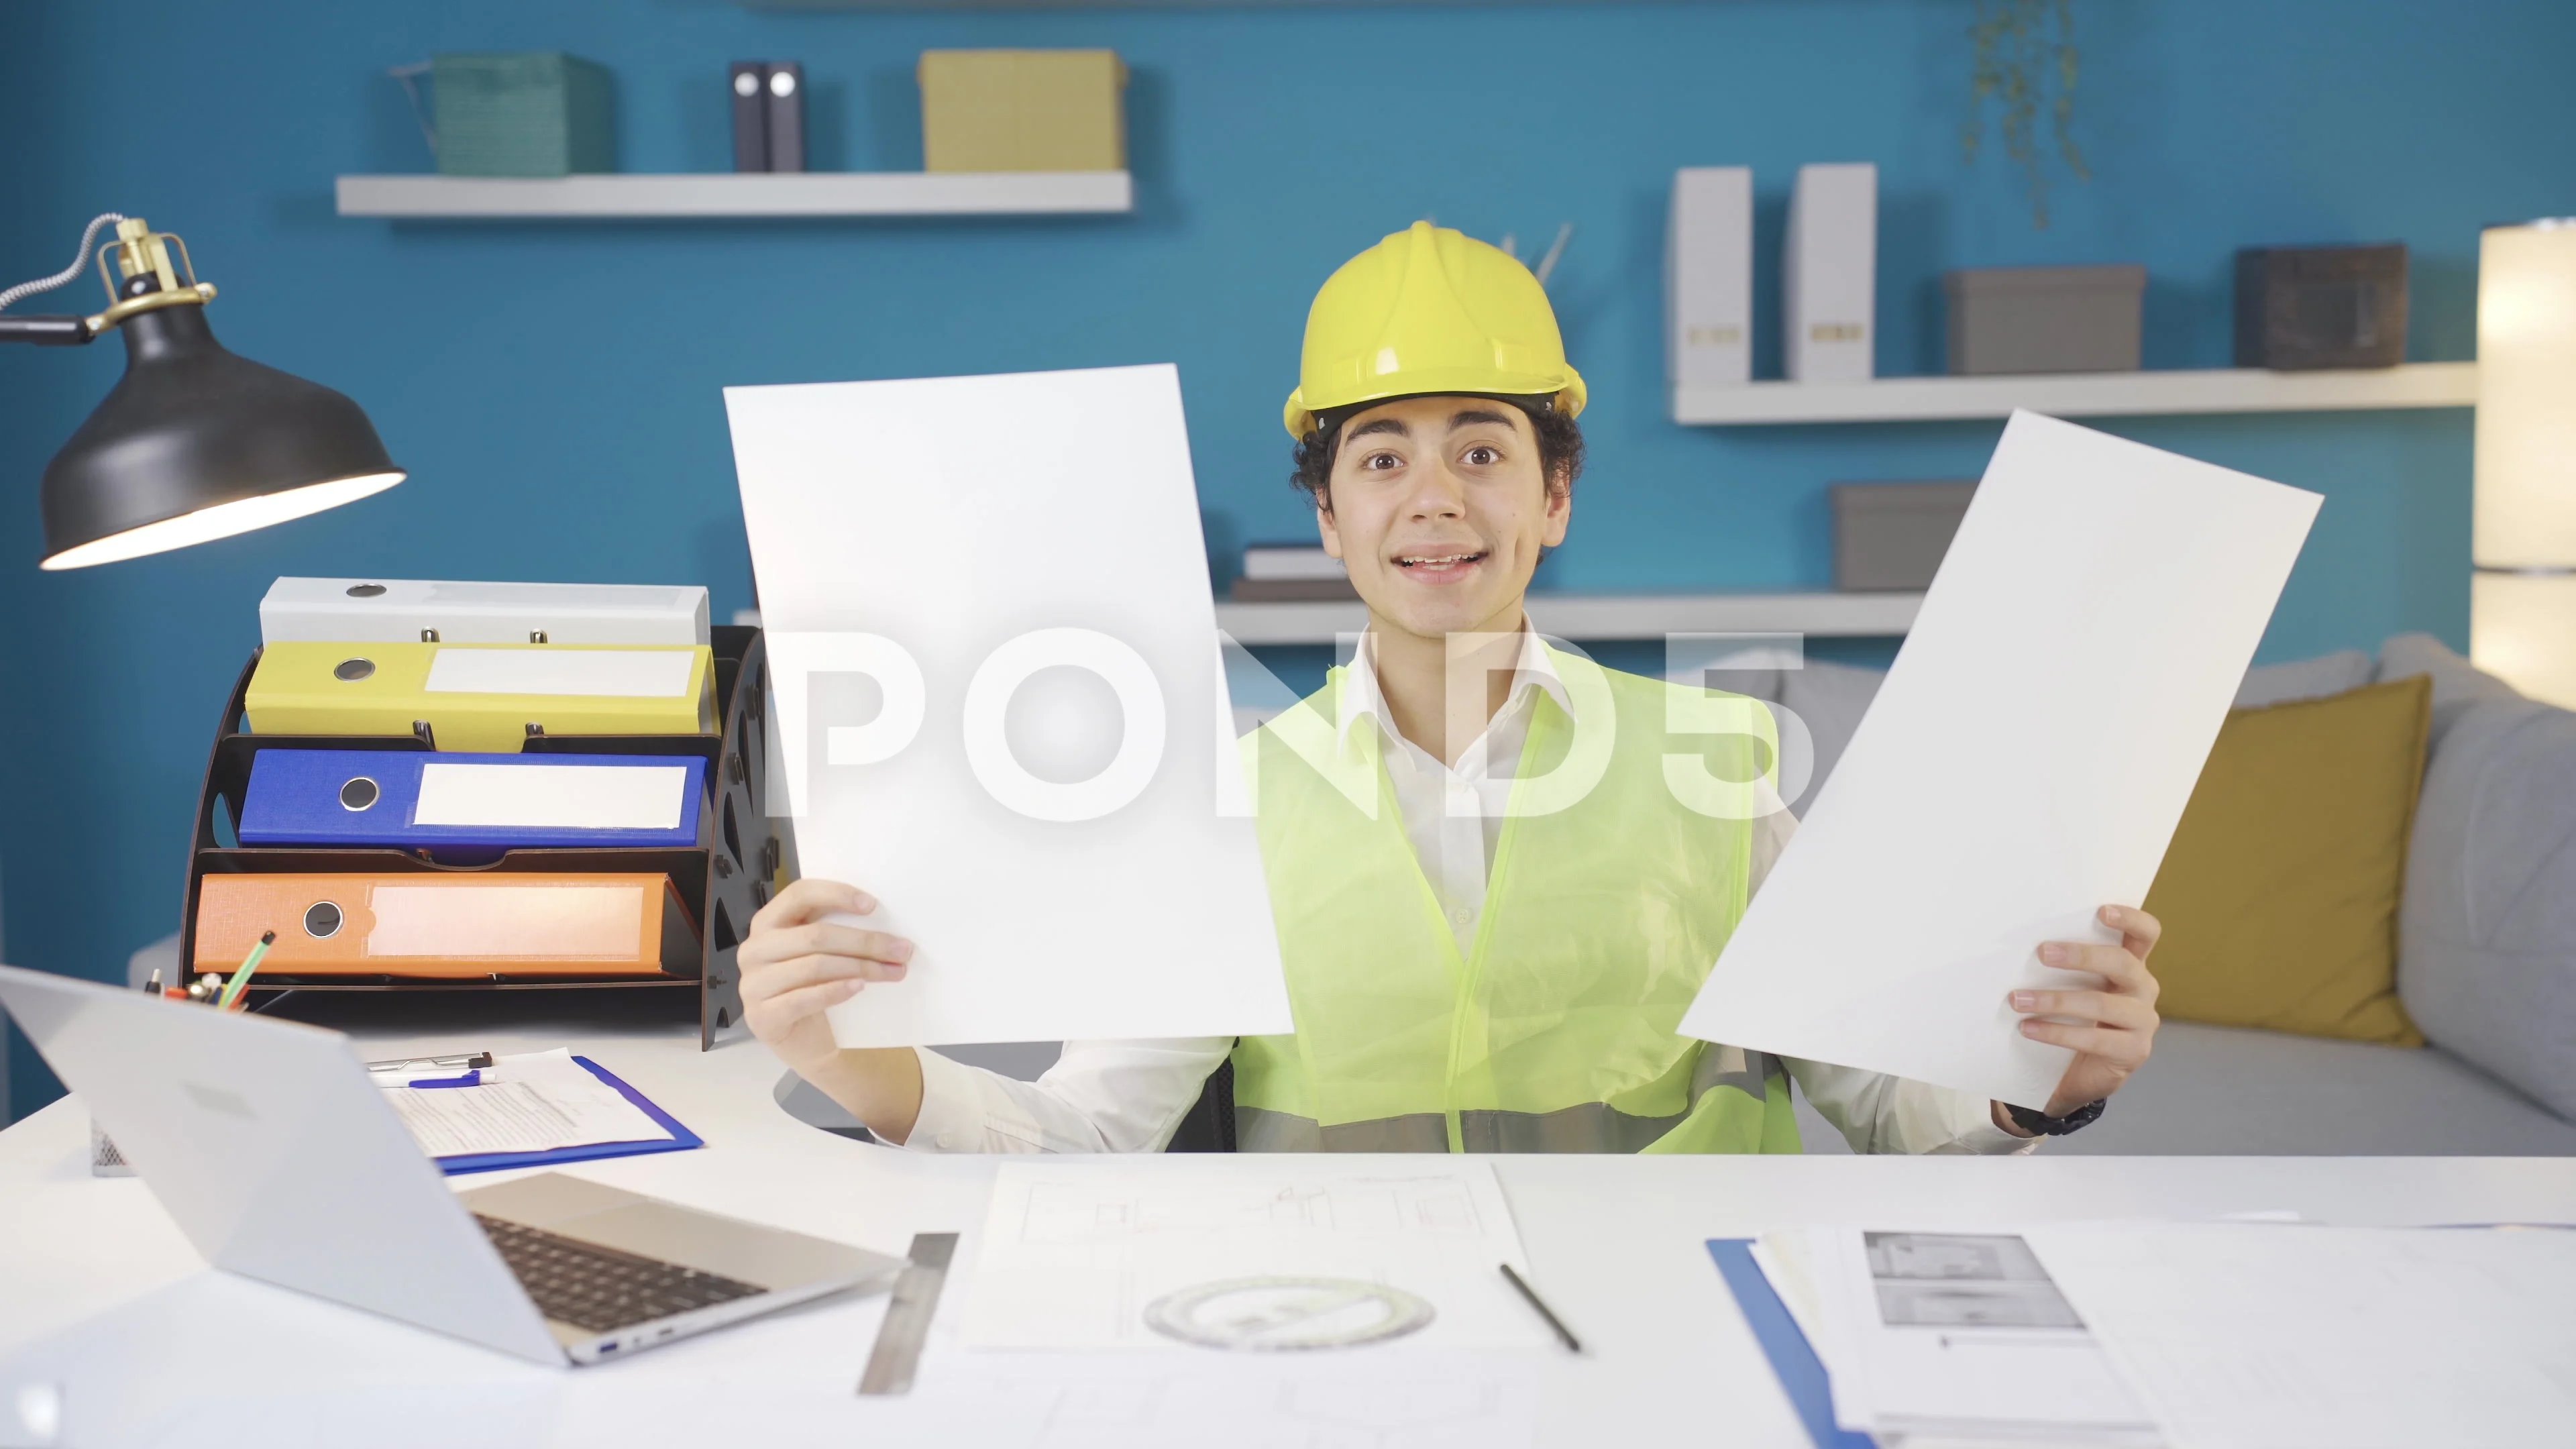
[1499,1262,1582,1353]
[215,930,276,1012]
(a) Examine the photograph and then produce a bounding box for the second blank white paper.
[727,365,1290,1047]
[1682,411,2320,1108]
[2025,1222,2576,1449]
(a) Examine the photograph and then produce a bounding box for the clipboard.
[433,1055,704,1177]
[1707,1239,1874,1449]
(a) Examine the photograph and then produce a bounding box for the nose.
[1401,456,1469,520]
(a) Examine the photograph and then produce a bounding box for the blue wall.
[5,0,2572,1116]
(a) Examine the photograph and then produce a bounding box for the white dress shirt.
[901,628,2035,1157]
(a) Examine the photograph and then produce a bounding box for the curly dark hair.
[1289,395,1585,513]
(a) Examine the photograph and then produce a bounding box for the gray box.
[1833,481,1977,592]
[2234,244,2407,370]
[1944,264,2146,375]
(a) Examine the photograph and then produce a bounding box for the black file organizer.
[178,625,777,1050]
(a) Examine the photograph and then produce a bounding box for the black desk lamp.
[0,214,404,570]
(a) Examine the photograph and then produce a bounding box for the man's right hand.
[737,878,925,1139]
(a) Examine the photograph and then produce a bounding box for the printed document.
[1682,412,2319,1108]
[963,1159,1549,1351]
[2025,1222,2576,1449]
[1760,1228,2160,1445]
[378,1049,669,1158]
[727,365,1290,1047]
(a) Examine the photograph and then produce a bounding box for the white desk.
[5,1003,2573,1448]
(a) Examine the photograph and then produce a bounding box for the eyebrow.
[1344,407,1518,443]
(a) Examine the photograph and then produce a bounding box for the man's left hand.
[1994,904,2163,1134]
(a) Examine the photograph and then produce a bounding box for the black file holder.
[178,625,777,1051]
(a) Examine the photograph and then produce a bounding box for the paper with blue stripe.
[1709,1239,1876,1449]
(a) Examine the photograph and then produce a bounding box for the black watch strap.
[2005,1097,2106,1137]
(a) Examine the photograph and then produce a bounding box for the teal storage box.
[431,52,614,176]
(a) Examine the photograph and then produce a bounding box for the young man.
[739,221,2162,1154]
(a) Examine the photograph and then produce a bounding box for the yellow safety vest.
[1230,647,1801,1154]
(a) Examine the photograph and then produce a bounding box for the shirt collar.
[1336,621,1576,752]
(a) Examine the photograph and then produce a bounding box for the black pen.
[1500,1262,1582,1353]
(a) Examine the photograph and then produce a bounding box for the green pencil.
[216,930,277,1012]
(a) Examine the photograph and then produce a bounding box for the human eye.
[1461,443,1503,466]
[1362,449,1404,471]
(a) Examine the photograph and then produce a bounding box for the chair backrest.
[1163,1055,1237,1152]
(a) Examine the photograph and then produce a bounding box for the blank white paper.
[2024,1222,2576,1449]
[727,365,1290,1046]
[1680,412,2319,1108]
[963,1160,1547,1352]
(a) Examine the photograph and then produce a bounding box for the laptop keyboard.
[476,1214,765,1332]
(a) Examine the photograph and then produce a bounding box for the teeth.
[1400,553,1477,566]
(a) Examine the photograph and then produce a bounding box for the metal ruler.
[857,1231,958,1395]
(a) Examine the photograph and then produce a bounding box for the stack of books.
[1230,542,1357,602]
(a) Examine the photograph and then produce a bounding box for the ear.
[1315,499,1344,558]
[1540,466,1572,547]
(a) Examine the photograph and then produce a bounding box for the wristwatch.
[2004,1098,2107,1137]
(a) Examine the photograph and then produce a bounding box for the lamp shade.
[2471,572,2576,706]
[2473,219,2576,706]
[37,301,402,570]
[2475,221,2576,568]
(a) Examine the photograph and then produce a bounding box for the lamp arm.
[0,315,95,345]
[0,211,128,344]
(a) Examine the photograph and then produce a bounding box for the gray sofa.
[1727,632,2576,1156]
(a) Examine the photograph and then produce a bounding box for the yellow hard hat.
[1283,220,1587,439]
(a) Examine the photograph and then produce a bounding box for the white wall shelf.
[1214,590,1922,645]
[334,171,1134,219]
[1672,362,2479,426]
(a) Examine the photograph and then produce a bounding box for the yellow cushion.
[2143,674,2431,1044]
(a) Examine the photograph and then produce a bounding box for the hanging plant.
[1964,0,2088,229]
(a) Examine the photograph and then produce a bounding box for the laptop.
[0,963,904,1366]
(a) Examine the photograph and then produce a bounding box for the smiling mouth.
[1391,549,1489,581]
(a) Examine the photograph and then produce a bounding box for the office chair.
[1164,1057,1237,1152]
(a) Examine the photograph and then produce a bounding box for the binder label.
[415,762,690,830]
[423,582,699,608]
[423,648,698,698]
[366,883,649,959]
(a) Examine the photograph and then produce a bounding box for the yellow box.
[920,49,1126,173]
[246,640,715,753]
